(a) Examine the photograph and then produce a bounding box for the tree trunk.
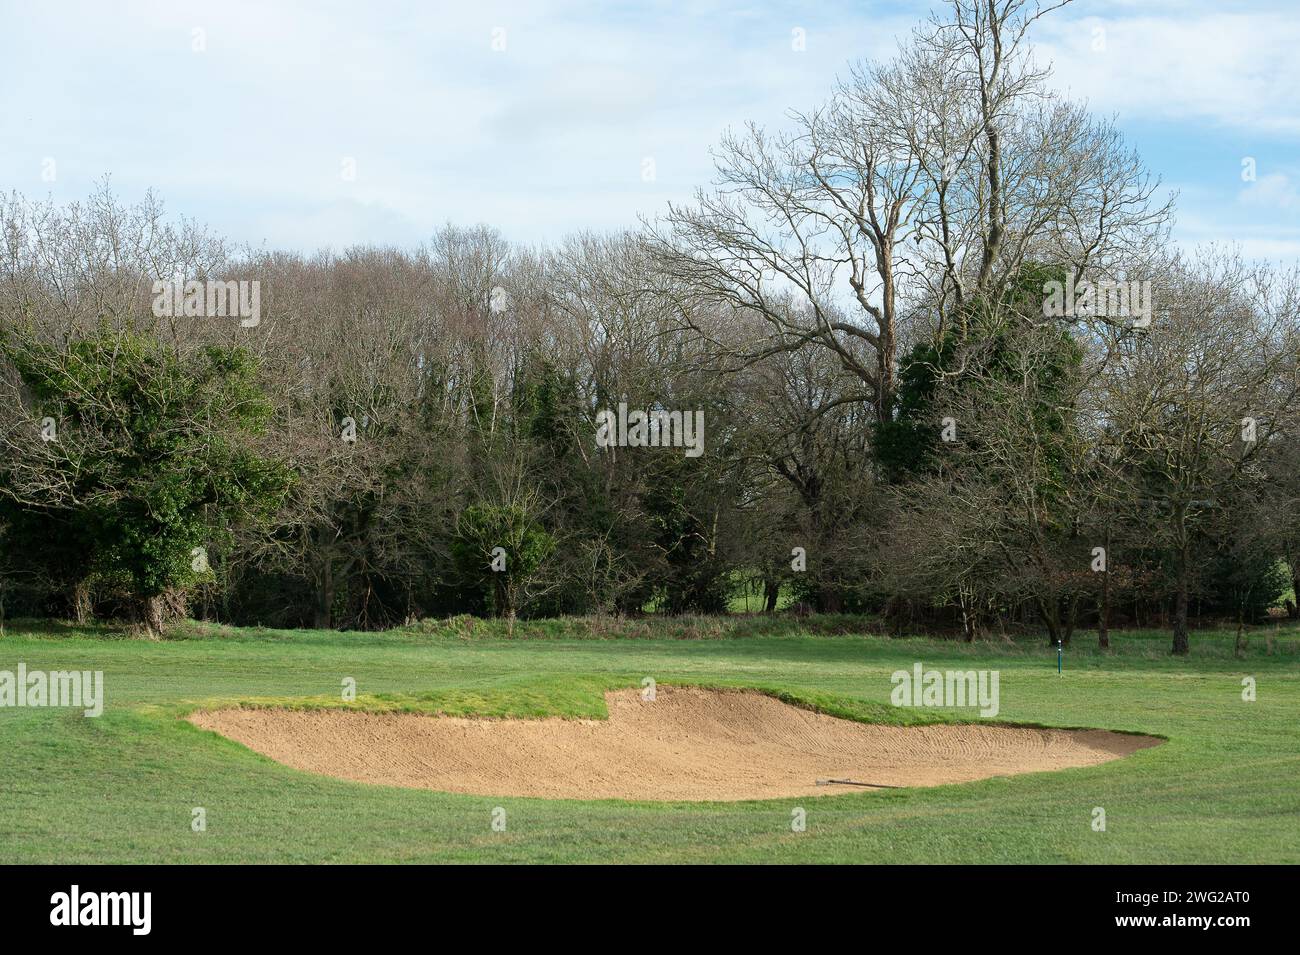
[314,557,335,630]
[143,594,166,636]
[876,257,896,423]
[1063,594,1079,647]
[1234,608,1247,659]
[1171,512,1191,655]
[494,575,511,619]
[1098,529,1111,649]
[763,579,780,614]
[1171,571,1190,655]
[141,589,186,636]
[959,589,977,642]
[1036,595,1060,647]
[73,579,93,625]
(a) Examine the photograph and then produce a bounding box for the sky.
[1,0,1296,262]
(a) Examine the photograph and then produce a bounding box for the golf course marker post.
[1057,639,1063,675]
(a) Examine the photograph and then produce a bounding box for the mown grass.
[0,617,1296,863]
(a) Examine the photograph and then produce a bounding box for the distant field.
[1,618,1297,863]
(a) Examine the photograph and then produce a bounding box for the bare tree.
[1096,252,1300,654]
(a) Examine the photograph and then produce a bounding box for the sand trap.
[189,686,1161,801]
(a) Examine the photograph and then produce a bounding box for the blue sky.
[2,0,1296,262]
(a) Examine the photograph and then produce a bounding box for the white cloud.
[1036,10,1300,135]
[0,0,915,247]
[1239,173,1298,210]
[0,0,1294,261]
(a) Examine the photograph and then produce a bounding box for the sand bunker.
[189,686,1161,801]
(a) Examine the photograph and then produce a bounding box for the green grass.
[1,617,1297,863]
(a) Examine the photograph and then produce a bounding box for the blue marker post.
[1057,640,1063,675]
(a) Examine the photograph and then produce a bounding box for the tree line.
[1,0,1297,653]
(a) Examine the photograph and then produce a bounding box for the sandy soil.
[188,686,1161,801]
